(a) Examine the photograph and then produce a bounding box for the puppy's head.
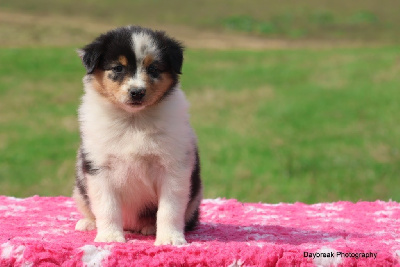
[79,26,183,111]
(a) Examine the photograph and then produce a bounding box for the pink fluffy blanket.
[0,196,399,266]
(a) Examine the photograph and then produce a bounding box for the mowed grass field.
[1,1,400,203]
[1,46,399,203]
[1,0,400,43]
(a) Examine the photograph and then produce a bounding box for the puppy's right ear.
[78,39,104,74]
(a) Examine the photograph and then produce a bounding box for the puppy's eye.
[112,65,124,73]
[147,64,159,77]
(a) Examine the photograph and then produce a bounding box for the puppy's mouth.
[127,101,143,106]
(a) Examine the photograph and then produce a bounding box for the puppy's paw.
[155,231,187,246]
[95,230,126,243]
[75,218,96,231]
[140,225,156,236]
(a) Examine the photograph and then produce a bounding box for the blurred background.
[0,0,399,203]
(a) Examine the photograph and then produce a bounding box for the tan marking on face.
[144,72,174,106]
[119,55,128,66]
[143,55,154,68]
[92,70,130,105]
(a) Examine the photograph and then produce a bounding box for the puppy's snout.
[129,88,146,102]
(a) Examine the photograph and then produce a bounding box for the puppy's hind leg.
[140,225,156,236]
[73,187,96,231]
[73,148,96,231]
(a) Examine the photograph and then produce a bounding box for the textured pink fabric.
[1,196,400,266]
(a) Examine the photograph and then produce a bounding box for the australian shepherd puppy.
[73,26,202,246]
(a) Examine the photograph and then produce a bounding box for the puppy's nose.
[129,88,146,101]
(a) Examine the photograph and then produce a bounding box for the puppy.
[73,26,202,246]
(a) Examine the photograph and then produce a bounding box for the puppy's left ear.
[159,33,184,75]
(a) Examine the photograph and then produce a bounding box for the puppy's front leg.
[87,173,125,243]
[155,170,190,246]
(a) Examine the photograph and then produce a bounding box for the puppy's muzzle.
[129,88,146,102]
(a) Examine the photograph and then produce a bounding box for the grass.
[1,0,400,44]
[1,1,399,203]
[1,47,400,203]
[222,10,382,39]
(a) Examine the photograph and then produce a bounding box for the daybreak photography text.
[304,251,377,259]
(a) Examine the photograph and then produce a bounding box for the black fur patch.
[75,175,89,204]
[81,150,99,175]
[155,30,184,75]
[75,147,90,204]
[183,147,202,231]
[190,147,201,200]
[185,207,199,231]
[139,205,158,219]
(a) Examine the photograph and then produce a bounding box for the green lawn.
[2,0,400,43]
[1,47,399,203]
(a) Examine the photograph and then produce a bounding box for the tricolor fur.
[73,26,202,245]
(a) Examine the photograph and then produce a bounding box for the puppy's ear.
[166,38,184,74]
[76,49,85,60]
[78,38,104,74]
[158,32,184,74]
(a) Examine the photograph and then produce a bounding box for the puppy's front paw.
[95,230,126,243]
[155,231,187,246]
[75,218,96,231]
